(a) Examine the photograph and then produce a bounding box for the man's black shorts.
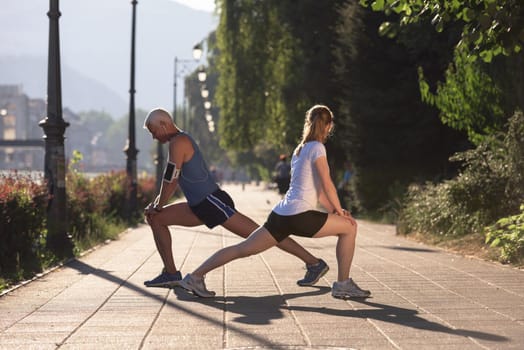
[190,189,237,228]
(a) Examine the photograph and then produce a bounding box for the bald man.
[142,107,329,288]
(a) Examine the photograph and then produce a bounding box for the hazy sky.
[171,0,215,12]
[0,0,217,117]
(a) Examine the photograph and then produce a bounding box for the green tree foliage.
[361,0,524,145]
[272,1,348,147]
[360,0,524,62]
[419,48,506,144]
[333,2,468,212]
[216,0,278,150]
[215,0,345,151]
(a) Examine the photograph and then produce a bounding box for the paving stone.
[1,184,523,349]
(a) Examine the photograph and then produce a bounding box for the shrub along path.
[0,183,523,349]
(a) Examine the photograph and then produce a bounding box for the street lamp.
[200,84,209,99]
[123,0,139,222]
[0,107,6,169]
[197,66,207,83]
[192,42,203,61]
[173,47,202,124]
[38,0,73,258]
[190,39,215,135]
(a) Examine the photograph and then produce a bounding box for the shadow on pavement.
[381,246,437,253]
[289,299,508,343]
[176,286,507,343]
[174,286,331,325]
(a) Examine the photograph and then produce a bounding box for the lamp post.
[0,108,6,142]
[154,44,203,191]
[174,44,203,124]
[124,0,139,222]
[38,0,73,258]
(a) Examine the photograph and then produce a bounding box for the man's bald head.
[143,108,174,130]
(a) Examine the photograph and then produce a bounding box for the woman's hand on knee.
[335,209,357,227]
[343,211,357,227]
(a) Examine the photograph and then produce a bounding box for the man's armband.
[163,161,181,183]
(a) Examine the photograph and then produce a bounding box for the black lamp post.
[124,0,139,221]
[38,0,73,258]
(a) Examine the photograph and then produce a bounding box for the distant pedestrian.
[274,154,291,196]
[180,104,370,299]
[142,107,328,288]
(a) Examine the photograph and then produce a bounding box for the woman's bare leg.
[192,226,278,278]
[222,212,319,265]
[313,214,357,281]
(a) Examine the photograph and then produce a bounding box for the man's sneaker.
[297,259,329,286]
[179,273,216,298]
[331,278,371,299]
[144,270,182,288]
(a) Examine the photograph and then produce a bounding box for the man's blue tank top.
[175,132,218,206]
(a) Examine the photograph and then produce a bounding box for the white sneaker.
[332,278,371,299]
[179,273,216,298]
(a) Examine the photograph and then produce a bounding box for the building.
[0,84,44,170]
[0,84,128,173]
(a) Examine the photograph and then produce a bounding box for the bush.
[485,204,524,263]
[398,181,482,237]
[67,169,156,248]
[399,111,524,247]
[0,172,48,280]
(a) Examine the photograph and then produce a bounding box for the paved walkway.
[1,184,523,349]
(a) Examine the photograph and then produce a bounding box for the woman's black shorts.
[263,210,328,242]
[190,189,236,228]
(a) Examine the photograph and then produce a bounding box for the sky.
[0,0,218,118]
[171,0,216,12]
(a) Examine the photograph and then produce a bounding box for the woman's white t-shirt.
[273,141,326,215]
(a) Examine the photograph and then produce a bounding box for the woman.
[180,105,370,299]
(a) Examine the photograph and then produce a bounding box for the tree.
[361,0,524,143]
[215,0,346,151]
[333,1,468,211]
[78,110,114,131]
[419,48,506,144]
[216,0,277,150]
[360,0,524,63]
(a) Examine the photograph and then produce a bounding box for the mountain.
[0,0,217,118]
[0,55,127,118]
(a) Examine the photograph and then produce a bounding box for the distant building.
[0,85,95,172]
[0,84,129,173]
[0,84,43,170]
